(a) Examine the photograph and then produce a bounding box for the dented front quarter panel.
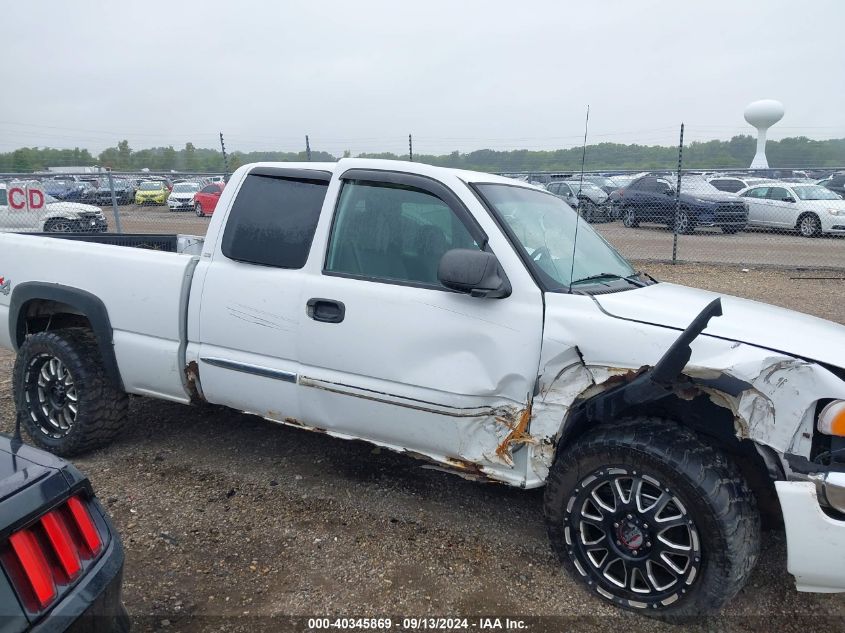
[526,293,845,487]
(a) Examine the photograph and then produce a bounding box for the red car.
[194,182,225,217]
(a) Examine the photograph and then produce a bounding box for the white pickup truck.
[1,159,844,616]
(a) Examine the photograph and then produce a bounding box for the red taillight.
[8,530,57,609]
[3,495,103,613]
[66,496,102,556]
[41,511,82,579]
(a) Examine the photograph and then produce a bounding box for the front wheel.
[579,200,598,223]
[195,203,204,217]
[44,219,78,233]
[797,213,821,238]
[13,328,129,456]
[622,207,638,228]
[673,209,694,234]
[543,418,759,617]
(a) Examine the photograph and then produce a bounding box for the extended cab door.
[193,167,332,422]
[294,168,544,481]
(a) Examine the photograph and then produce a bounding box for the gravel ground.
[0,263,844,632]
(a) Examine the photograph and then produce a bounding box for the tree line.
[0,136,842,174]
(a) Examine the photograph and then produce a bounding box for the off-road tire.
[544,417,760,618]
[13,328,129,456]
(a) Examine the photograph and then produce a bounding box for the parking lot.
[1,262,843,632]
[95,204,845,269]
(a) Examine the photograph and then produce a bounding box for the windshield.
[565,181,604,195]
[793,185,841,201]
[139,182,162,191]
[476,184,634,291]
[584,176,619,188]
[172,183,198,193]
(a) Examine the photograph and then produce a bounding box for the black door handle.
[306,298,345,324]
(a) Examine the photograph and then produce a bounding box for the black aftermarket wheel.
[544,418,760,617]
[13,328,129,456]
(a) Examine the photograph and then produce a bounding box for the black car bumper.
[30,506,129,633]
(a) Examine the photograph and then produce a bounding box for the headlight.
[818,401,845,437]
[826,208,845,216]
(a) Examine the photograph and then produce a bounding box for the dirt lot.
[1,263,844,632]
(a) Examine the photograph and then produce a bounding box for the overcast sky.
[2,0,843,156]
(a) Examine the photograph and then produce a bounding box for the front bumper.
[167,199,194,210]
[776,480,845,593]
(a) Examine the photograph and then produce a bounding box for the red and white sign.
[7,180,46,213]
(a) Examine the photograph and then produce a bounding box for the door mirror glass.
[437,249,510,298]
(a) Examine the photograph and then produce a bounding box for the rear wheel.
[13,329,129,456]
[797,213,821,238]
[544,418,759,617]
[195,202,204,217]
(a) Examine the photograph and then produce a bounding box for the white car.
[167,182,200,212]
[0,183,108,233]
[737,182,845,237]
[1,159,845,616]
[707,175,776,193]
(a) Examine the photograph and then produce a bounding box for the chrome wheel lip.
[24,354,78,439]
[563,466,701,609]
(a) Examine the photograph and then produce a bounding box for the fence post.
[219,132,229,178]
[672,123,684,264]
[305,135,312,162]
[408,134,413,162]
[106,169,123,234]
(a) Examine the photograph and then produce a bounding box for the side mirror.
[437,249,511,299]
[664,189,674,195]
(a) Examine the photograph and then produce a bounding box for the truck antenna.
[568,104,590,293]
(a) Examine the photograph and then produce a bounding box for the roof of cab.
[237,158,533,188]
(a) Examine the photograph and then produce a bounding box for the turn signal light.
[818,401,845,437]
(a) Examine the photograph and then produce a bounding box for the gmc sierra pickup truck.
[1,159,844,617]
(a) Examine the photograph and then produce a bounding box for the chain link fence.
[1,158,843,270]
[509,166,845,269]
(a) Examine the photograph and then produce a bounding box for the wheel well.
[795,211,819,228]
[557,390,783,529]
[19,300,92,341]
[10,284,124,390]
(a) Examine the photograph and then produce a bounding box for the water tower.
[744,99,784,169]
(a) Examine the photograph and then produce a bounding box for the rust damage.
[495,404,535,461]
[404,450,499,484]
[184,361,206,404]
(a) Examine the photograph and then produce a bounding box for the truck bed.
[0,231,201,402]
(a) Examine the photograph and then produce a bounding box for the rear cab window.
[221,168,331,269]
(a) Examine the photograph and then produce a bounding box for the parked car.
[93,179,134,206]
[42,180,87,202]
[2,159,845,617]
[134,181,169,205]
[707,175,775,193]
[167,182,200,212]
[0,435,128,631]
[193,182,225,217]
[738,182,845,237]
[0,184,108,233]
[819,172,845,198]
[547,181,611,222]
[618,174,748,233]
